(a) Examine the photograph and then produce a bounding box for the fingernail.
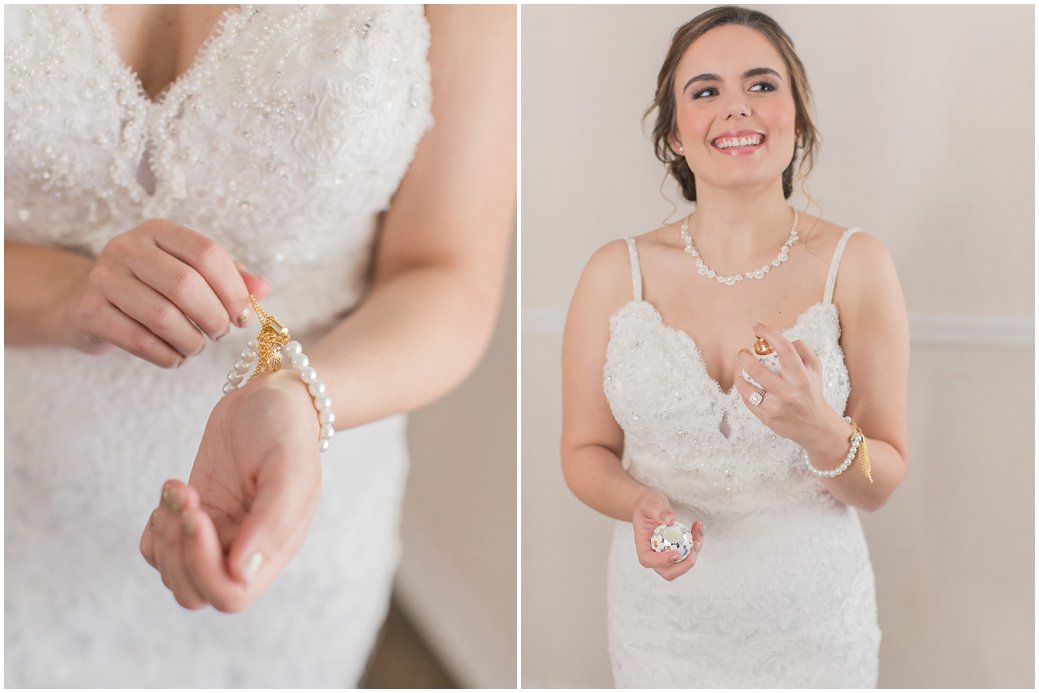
[216,327,230,342]
[162,485,183,513]
[242,552,264,585]
[182,512,197,538]
[192,342,205,356]
[237,308,251,328]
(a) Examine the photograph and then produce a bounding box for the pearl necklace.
[679,209,799,286]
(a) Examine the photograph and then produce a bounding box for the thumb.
[227,454,320,585]
[234,261,272,301]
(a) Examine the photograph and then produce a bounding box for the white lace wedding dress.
[603,229,881,688]
[5,5,432,686]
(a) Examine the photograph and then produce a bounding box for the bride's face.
[671,24,797,195]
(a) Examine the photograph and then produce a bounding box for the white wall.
[521,5,1034,688]
[399,238,517,688]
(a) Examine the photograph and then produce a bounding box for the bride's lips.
[711,130,766,156]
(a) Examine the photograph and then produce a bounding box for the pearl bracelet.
[221,297,335,453]
[801,416,860,478]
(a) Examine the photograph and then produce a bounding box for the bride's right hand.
[59,219,271,368]
[632,489,705,581]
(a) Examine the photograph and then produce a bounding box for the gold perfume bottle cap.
[753,336,774,356]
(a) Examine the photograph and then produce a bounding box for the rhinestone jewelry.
[801,416,860,478]
[749,389,765,407]
[222,295,336,453]
[651,521,694,562]
[680,209,799,286]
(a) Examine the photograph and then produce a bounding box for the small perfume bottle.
[741,336,781,388]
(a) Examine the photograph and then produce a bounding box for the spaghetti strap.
[823,227,861,304]
[624,237,643,302]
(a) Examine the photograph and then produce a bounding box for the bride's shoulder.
[799,213,898,305]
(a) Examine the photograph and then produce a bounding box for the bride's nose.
[724,100,751,119]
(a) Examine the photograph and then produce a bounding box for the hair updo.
[646,6,820,201]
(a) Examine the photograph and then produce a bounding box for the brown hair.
[646,5,820,201]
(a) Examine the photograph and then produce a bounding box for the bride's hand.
[631,489,704,581]
[733,322,842,448]
[59,219,271,368]
[139,369,322,611]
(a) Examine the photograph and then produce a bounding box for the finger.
[104,267,207,357]
[735,348,782,391]
[753,323,805,378]
[150,223,253,328]
[92,297,184,369]
[140,508,159,569]
[652,548,696,580]
[227,451,320,586]
[152,485,208,610]
[181,505,253,613]
[791,340,820,373]
[239,268,272,302]
[126,244,234,342]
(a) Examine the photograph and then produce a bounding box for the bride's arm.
[140,6,516,611]
[304,5,516,428]
[561,241,645,522]
[562,241,704,580]
[810,233,910,510]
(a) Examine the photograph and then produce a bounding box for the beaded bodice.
[4,4,432,332]
[603,230,860,518]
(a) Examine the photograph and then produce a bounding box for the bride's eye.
[749,81,777,93]
[692,86,718,99]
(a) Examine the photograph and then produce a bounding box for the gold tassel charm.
[249,295,290,376]
[849,420,874,484]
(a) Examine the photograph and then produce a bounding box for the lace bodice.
[602,227,881,688]
[5,5,431,686]
[5,4,432,332]
[604,231,857,517]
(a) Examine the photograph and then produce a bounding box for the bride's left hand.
[732,322,839,449]
[139,369,322,612]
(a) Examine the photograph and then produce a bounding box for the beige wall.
[399,238,517,688]
[521,5,1033,688]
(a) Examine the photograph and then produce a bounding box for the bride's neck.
[687,184,794,256]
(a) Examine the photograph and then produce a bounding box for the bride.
[561,6,909,687]
[5,4,515,687]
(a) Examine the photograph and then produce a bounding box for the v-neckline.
[92,5,245,108]
[613,299,838,399]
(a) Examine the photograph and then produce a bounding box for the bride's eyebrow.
[681,67,782,92]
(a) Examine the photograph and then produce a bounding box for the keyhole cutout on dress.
[718,410,732,439]
[135,145,157,195]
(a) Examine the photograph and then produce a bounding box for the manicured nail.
[242,552,264,585]
[162,486,183,513]
[693,541,703,553]
[216,327,230,342]
[237,308,250,328]
[182,512,197,538]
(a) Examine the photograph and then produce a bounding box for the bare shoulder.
[578,238,636,306]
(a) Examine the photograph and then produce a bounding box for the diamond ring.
[749,388,765,406]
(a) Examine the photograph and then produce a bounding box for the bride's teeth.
[716,135,761,149]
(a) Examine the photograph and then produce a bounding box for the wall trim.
[522,310,1034,347]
